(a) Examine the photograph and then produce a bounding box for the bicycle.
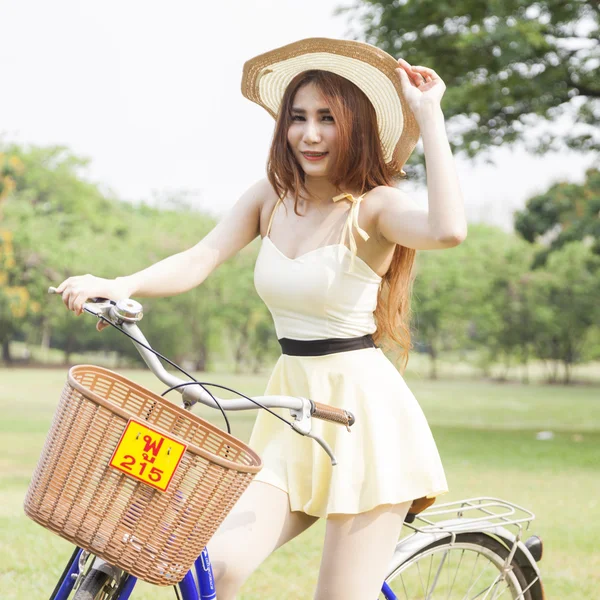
[29,294,545,599]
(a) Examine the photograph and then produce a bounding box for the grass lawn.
[1,368,599,599]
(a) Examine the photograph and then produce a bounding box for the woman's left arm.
[377,59,467,250]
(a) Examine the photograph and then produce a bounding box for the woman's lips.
[301,152,328,162]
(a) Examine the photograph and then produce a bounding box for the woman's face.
[287,82,338,178]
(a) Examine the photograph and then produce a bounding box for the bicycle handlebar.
[48,288,354,464]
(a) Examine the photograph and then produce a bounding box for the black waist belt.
[278,334,376,357]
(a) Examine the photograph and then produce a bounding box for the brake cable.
[87,308,294,434]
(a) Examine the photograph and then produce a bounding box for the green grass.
[1,368,599,599]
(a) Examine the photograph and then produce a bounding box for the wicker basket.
[24,365,262,586]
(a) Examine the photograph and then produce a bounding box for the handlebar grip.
[310,401,355,428]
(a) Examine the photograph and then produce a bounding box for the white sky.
[1,0,597,230]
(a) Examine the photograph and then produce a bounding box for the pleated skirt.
[248,347,448,518]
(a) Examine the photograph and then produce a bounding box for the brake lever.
[47,287,143,324]
[48,286,111,304]
[48,286,114,317]
[289,398,338,465]
[302,429,338,466]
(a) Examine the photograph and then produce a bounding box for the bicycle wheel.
[384,532,532,600]
[73,569,117,600]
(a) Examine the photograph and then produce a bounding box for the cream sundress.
[250,192,448,518]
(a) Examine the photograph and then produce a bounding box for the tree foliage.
[342,0,599,170]
[412,223,599,382]
[514,167,600,266]
[526,242,600,382]
[0,142,278,370]
[2,141,599,383]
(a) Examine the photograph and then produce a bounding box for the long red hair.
[267,70,416,368]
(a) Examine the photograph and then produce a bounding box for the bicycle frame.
[52,499,543,600]
[42,296,341,600]
[52,547,215,600]
[43,296,543,600]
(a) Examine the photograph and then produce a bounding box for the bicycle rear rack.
[407,496,535,536]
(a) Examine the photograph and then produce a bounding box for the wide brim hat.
[241,37,420,175]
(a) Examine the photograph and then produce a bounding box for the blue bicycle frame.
[52,546,216,600]
[52,545,398,599]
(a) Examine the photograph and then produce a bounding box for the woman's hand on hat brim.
[395,58,446,118]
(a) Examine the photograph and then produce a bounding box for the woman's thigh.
[207,480,318,597]
[314,501,412,600]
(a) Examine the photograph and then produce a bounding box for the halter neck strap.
[266,191,370,268]
[332,192,370,257]
[266,195,284,237]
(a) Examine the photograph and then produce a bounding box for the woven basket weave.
[24,365,262,586]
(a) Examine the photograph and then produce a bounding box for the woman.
[57,39,466,599]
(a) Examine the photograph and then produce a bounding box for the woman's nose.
[303,120,322,143]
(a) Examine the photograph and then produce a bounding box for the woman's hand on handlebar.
[55,275,132,324]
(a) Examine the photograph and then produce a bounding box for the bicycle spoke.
[462,551,482,600]
[386,539,526,600]
[447,549,465,599]
[486,576,503,600]
[426,548,449,599]
[474,573,509,600]
[399,572,410,599]
[518,577,538,598]
[417,559,427,598]
[446,548,465,600]
[425,549,434,597]
[464,559,496,600]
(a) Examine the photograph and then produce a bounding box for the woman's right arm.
[56,178,269,315]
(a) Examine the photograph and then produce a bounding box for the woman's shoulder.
[362,185,413,220]
[237,178,279,213]
[247,178,284,235]
[365,185,411,204]
[243,177,278,200]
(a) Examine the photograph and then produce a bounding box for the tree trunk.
[521,346,529,384]
[40,319,51,360]
[234,344,246,373]
[499,354,511,382]
[233,325,250,373]
[195,342,207,372]
[549,360,558,384]
[428,345,438,380]
[563,361,572,385]
[64,333,74,365]
[2,339,11,363]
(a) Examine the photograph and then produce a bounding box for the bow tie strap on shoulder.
[332,193,370,259]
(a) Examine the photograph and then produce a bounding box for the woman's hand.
[395,58,446,120]
[55,275,132,330]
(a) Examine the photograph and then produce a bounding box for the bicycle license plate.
[109,419,187,492]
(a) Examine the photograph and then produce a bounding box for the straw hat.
[241,37,420,175]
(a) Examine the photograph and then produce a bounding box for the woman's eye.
[291,115,305,121]
[322,115,335,122]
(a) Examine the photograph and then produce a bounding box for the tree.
[526,241,600,383]
[413,224,539,380]
[467,235,537,380]
[1,143,136,363]
[412,236,474,378]
[0,151,33,362]
[342,0,599,171]
[514,167,600,267]
[1,141,277,371]
[512,168,600,382]
[0,152,24,208]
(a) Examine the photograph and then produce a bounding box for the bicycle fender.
[479,524,545,600]
[389,521,544,600]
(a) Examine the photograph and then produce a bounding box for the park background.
[1,1,599,598]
